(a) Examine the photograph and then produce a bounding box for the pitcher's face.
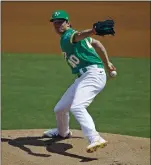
[52,19,70,34]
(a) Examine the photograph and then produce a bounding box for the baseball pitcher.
[43,10,117,153]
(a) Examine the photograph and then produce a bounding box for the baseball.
[110,70,117,77]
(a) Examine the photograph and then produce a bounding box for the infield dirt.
[1,2,150,165]
[2,129,150,165]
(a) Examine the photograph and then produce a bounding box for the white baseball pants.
[54,65,107,140]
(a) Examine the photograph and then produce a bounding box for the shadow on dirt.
[1,136,98,162]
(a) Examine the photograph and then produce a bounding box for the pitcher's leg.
[54,83,76,137]
[44,83,75,138]
[55,110,70,137]
[70,70,106,141]
[70,106,98,137]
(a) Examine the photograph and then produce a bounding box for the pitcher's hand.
[106,62,117,78]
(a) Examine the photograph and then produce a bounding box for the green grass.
[1,53,150,138]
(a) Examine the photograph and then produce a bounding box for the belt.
[77,64,104,77]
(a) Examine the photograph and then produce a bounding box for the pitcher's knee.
[70,101,88,111]
[54,105,62,113]
[54,104,68,113]
[70,105,85,113]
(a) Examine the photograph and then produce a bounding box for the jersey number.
[63,52,80,68]
[68,55,80,68]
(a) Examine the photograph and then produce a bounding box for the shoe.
[86,139,108,153]
[43,128,72,139]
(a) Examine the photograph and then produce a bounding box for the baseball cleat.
[86,140,108,153]
[43,128,72,139]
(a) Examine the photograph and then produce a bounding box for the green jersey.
[60,28,104,74]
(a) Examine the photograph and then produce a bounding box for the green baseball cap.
[50,10,69,22]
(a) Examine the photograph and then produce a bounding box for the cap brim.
[50,18,68,22]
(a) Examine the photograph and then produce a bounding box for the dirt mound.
[1,129,150,165]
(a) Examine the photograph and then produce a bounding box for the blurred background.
[1,1,150,57]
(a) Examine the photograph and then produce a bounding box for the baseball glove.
[93,19,115,36]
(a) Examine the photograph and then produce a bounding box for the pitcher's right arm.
[91,38,116,73]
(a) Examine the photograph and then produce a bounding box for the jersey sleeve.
[70,33,93,44]
[87,37,93,44]
[70,30,78,43]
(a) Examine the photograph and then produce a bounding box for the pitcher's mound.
[1,129,150,165]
